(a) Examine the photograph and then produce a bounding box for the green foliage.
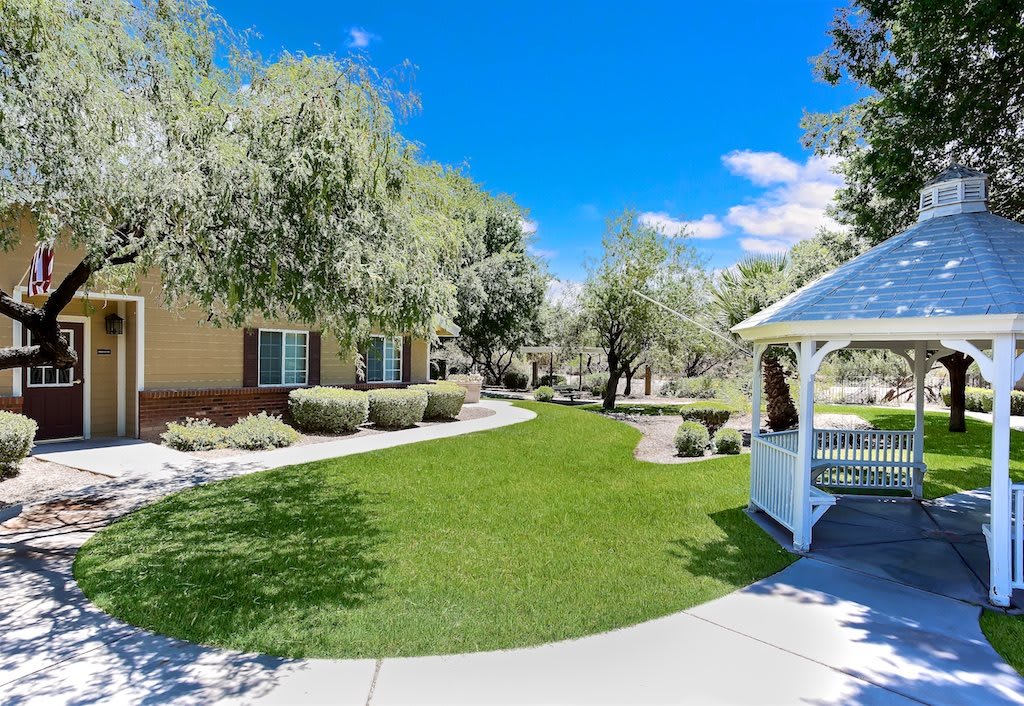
[289,387,368,433]
[679,407,731,435]
[803,1,1024,244]
[161,418,228,452]
[713,427,742,455]
[0,411,36,477]
[75,402,794,658]
[409,382,466,420]
[582,400,737,417]
[502,369,529,390]
[941,387,1024,416]
[538,374,566,387]
[447,373,482,383]
[532,386,555,402]
[227,413,299,450]
[583,373,608,397]
[368,389,428,428]
[661,376,719,399]
[981,611,1024,677]
[674,421,710,457]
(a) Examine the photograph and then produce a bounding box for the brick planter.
[450,380,482,403]
[138,387,293,440]
[0,396,24,415]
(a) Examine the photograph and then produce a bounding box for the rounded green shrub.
[679,406,731,435]
[533,386,555,402]
[583,373,607,397]
[502,370,529,390]
[0,411,37,478]
[228,412,299,450]
[161,417,227,452]
[539,374,566,387]
[289,386,368,433]
[410,382,466,420]
[674,421,709,457]
[368,389,428,429]
[713,427,742,455]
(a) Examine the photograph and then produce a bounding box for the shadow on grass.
[75,468,384,654]
[666,507,795,588]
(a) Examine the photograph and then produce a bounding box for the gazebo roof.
[734,166,1024,342]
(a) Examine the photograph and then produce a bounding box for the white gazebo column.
[750,345,764,437]
[989,333,1015,606]
[792,339,816,552]
[912,341,927,499]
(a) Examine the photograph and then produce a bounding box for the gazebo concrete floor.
[750,488,1024,611]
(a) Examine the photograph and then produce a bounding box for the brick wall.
[0,396,23,414]
[137,384,411,440]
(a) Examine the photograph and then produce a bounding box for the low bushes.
[228,412,299,450]
[289,387,368,433]
[583,373,607,397]
[410,382,466,420]
[533,386,555,402]
[502,370,529,390]
[679,406,731,435]
[539,374,566,387]
[941,386,1024,416]
[0,411,37,478]
[369,389,428,428]
[162,417,228,451]
[674,421,709,457]
[162,414,298,452]
[661,376,719,399]
[713,427,742,455]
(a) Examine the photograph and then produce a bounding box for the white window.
[258,329,308,386]
[367,336,402,382]
[27,330,74,387]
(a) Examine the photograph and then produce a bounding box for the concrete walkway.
[2,401,1023,705]
[32,437,197,477]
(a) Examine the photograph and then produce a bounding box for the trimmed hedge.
[503,370,529,390]
[941,386,1024,416]
[410,382,466,420]
[369,389,428,429]
[0,411,36,478]
[289,387,368,433]
[161,417,227,452]
[228,412,299,450]
[674,421,709,457]
[661,376,718,399]
[679,406,731,435]
[533,385,555,402]
[713,427,742,455]
[539,374,566,387]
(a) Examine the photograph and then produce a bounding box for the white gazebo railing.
[1012,483,1024,590]
[750,434,799,531]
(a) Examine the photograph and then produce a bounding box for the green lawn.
[580,399,739,416]
[74,401,793,659]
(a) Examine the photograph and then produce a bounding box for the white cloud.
[546,279,583,306]
[520,218,538,235]
[722,152,843,254]
[528,244,558,260]
[638,212,725,239]
[347,27,379,48]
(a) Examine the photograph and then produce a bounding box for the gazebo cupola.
[734,164,1024,607]
[917,164,988,221]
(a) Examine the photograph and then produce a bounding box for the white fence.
[750,433,798,531]
[812,428,919,493]
[815,375,946,406]
[1013,484,1024,590]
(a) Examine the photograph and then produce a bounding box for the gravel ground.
[188,403,496,460]
[0,457,109,508]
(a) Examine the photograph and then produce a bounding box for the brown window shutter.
[307,332,321,386]
[243,328,259,387]
[401,335,412,382]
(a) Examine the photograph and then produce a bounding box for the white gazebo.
[735,165,1024,607]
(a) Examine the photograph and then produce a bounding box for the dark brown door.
[23,322,85,440]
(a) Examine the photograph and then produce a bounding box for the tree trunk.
[624,370,633,396]
[763,354,798,431]
[940,352,972,433]
[602,369,622,410]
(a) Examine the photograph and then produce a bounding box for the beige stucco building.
[2,216,450,440]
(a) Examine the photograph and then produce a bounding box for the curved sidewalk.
[1,401,1022,705]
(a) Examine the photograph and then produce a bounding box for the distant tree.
[788,228,868,288]
[713,255,798,431]
[451,180,547,384]
[803,0,1018,429]
[1,0,461,371]
[583,209,700,410]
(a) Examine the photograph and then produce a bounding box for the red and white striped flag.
[28,246,54,296]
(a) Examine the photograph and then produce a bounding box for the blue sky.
[212,1,860,282]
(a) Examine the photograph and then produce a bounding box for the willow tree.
[0,0,461,371]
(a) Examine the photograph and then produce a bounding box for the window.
[258,330,308,386]
[27,330,74,387]
[367,336,402,382]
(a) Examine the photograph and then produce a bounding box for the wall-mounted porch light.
[104,313,124,336]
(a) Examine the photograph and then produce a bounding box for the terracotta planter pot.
[452,380,481,403]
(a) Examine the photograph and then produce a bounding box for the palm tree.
[713,255,798,431]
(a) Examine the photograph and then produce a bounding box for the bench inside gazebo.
[735,165,1024,607]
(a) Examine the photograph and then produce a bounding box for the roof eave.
[734,313,1024,344]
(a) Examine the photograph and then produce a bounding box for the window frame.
[26,329,75,388]
[366,334,403,383]
[257,328,309,388]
